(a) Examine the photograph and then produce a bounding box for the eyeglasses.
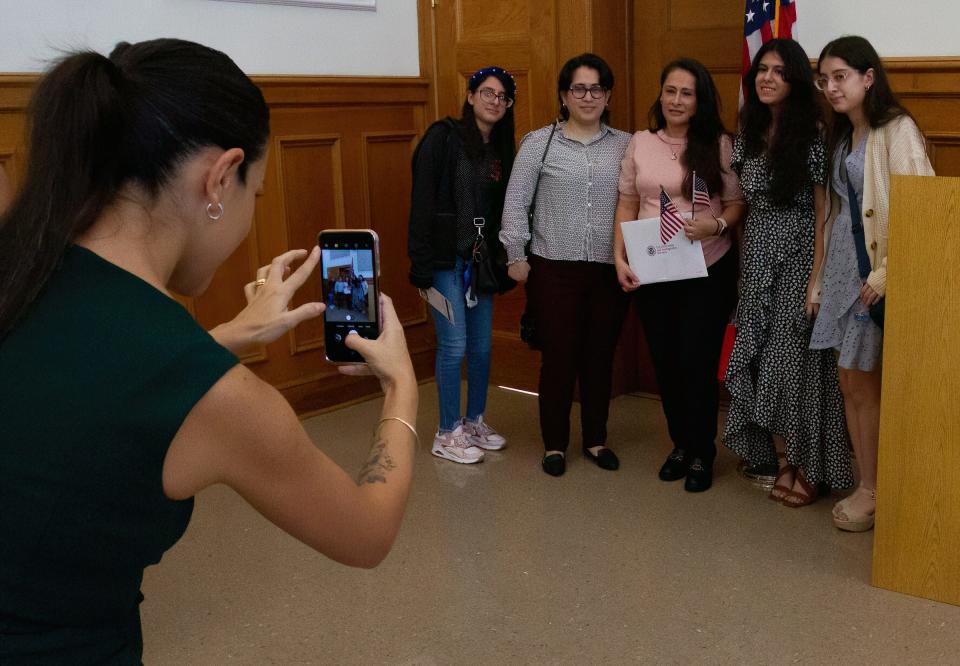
[815,69,854,91]
[477,88,514,107]
[568,84,606,99]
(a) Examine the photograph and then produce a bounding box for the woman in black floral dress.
[722,39,853,506]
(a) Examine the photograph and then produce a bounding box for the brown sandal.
[768,464,796,501]
[782,469,819,508]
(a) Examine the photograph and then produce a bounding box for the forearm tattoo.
[357,439,397,485]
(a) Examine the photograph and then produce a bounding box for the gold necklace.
[658,130,685,160]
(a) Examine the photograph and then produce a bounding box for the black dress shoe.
[542,453,566,477]
[658,448,689,481]
[583,447,619,471]
[684,457,713,492]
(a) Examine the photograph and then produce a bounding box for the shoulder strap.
[844,136,872,281]
[528,121,559,232]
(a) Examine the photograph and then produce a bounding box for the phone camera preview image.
[320,239,378,363]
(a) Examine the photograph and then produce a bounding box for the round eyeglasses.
[815,69,853,91]
[477,88,514,107]
[568,84,606,100]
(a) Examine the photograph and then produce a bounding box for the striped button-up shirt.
[500,123,632,265]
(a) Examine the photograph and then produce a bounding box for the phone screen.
[318,230,380,363]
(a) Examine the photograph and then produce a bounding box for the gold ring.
[254,278,267,287]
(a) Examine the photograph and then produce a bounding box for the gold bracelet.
[713,216,728,236]
[376,416,419,446]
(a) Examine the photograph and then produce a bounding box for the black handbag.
[844,137,885,329]
[470,218,515,295]
[519,122,558,350]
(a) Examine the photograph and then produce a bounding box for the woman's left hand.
[860,282,881,306]
[210,247,325,354]
[683,215,718,242]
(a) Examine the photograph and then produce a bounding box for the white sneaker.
[461,415,507,451]
[431,425,485,464]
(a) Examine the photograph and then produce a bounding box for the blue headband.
[469,66,516,99]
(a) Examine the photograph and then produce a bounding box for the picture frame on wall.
[210,0,375,10]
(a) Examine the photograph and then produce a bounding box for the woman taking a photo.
[0,39,418,663]
[810,35,934,531]
[408,66,516,464]
[722,38,853,507]
[613,58,745,492]
[501,53,632,477]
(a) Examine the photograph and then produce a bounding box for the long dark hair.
[740,38,822,206]
[648,58,726,197]
[0,38,269,338]
[459,66,516,177]
[818,35,913,157]
[557,53,615,125]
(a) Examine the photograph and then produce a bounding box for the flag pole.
[774,0,781,38]
[691,170,697,217]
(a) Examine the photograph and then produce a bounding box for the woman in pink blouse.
[613,58,745,492]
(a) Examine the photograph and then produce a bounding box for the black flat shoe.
[583,447,619,471]
[684,457,713,493]
[658,448,689,481]
[542,453,566,477]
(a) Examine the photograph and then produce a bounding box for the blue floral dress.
[810,136,884,371]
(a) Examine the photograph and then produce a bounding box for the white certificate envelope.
[418,287,455,324]
[620,213,708,284]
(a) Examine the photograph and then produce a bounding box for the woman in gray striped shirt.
[500,53,632,477]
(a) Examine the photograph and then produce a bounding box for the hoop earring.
[206,202,224,221]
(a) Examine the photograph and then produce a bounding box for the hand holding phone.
[318,229,381,363]
[337,294,416,391]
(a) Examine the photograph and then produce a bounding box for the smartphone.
[317,229,381,363]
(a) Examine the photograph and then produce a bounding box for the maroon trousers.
[527,255,629,452]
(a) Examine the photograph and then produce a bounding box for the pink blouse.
[618,130,744,267]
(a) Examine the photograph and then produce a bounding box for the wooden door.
[421,0,632,393]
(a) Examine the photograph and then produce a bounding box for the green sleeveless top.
[0,246,237,664]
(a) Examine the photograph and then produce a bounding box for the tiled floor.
[141,383,960,664]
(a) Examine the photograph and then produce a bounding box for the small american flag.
[659,187,685,244]
[692,172,711,210]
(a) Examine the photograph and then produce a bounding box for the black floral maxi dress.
[722,135,853,489]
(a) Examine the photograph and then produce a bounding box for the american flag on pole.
[741,0,797,106]
[659,187,685,244]
[692,172,711,211]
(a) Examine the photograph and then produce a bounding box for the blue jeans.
[431,257,493,432]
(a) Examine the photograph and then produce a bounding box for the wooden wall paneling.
[0,73,433,415]
[591,0,634,133]
[359,130,425,328]
[632,0,743,131]
[886,58,960,179]
[275,133,344,357]
[190,204,269,365]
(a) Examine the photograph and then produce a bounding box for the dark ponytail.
[0,38,270,338]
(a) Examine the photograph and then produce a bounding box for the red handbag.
[717,322,737,382]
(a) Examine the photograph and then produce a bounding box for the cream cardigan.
[813,114,934,301]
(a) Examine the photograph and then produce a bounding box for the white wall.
[795,0,960,58]
[0,0,419,75]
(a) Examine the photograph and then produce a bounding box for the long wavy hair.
[459,66,516,178]
[648,58,727,197]
[740,38,822,206]
[0,39,270,338]
[818,35,915,158]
